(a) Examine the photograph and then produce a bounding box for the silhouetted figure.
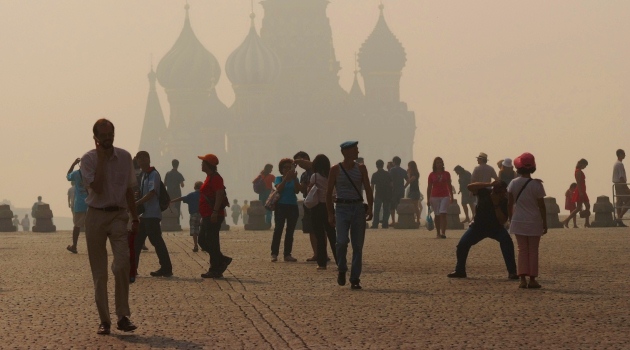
[66,157,88,254]
[165,159,185,224]
[270,158,302,263]
[254,164,275,225]
[389,156,408,226]
[231,199,242,225]
[427,157,454,239]
[294,151,316,261]
[563,159,591,228]
[613,149,629,226]
[21,214,30,232]
[454,165,474,223]
[171,181,202,252]
[499,158,516,184]
[370,159,392,229]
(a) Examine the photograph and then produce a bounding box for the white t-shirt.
[612,160,626,183]
[471,164,497,183]
[310,173,329,203]
[508,177,546,236]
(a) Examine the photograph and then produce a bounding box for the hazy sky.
[1,0,628,217]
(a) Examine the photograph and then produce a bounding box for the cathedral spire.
[139,66,167,156]
[358,2,406,73]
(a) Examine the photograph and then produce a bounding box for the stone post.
[244,200,271,230]
[447,200,464,230]
[160,205,182,232]
[0,205,17,232]
[220,220,230,231]
[32,203,56,232]
[591,196,616,227]
[395,198,419,229]
[544,197,563,229]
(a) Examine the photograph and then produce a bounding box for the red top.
[571,169,589,203]
[199,173,226,217]
[263,174,275,190]
[428,171,451,197]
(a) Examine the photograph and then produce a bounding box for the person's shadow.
[114,334,203,349]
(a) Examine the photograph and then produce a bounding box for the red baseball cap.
[198,154,219,166]
[514,152,535,169]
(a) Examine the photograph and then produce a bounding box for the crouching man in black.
[447,180,518,280]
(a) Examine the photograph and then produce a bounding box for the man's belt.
[89,206,125,212]
[335,198,363,204]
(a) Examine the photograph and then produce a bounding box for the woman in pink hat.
[507,153,547,289]
[562,159,590,228]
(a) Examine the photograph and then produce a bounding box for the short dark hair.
[204,161,217,172]
[92,118,114,136]
[293,151,310,161]
[172,159,179,168]
[392,156,401,166]
[376,159,384,169]
[517,167,536,175]
[194,181,203,190]
[454,165,464,173]
[136,151,150,161]
[576,158,588,168]
[617,149,625,157]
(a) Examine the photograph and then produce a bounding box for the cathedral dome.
[156,5,221,90]
[358,5,406,73]
[226,14,280,86]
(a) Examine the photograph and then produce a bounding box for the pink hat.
[514,152,536,169]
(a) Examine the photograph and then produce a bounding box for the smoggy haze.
[1,1,628,217]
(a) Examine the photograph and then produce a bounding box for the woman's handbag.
[304,174,319,209]
[426,208,435,231]
[264,189,281,211]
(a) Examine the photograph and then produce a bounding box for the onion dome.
[358,4,406,73]
[225,13,280,86]
[156,4,221,90]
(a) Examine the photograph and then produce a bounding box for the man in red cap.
[197,154,232,278]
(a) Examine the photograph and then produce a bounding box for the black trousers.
[135,217,172,272]
[271,204,299,257]
[311,202,337,267]
[199,216,227,271]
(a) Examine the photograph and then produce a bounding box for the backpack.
[253,175,266,194]
[141,169,171,212]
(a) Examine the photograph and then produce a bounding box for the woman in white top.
[507,153,547,289]
[309,154,337,270]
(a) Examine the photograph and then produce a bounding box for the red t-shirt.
[199,173,226,217]
[263,174,274,190]
[428,171,451,197]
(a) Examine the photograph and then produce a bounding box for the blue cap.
[340,141,358,149]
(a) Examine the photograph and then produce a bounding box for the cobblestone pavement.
[1,225,628,349]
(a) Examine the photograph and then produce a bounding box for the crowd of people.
[40,118,629,335]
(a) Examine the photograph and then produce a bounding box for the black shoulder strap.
[515,178,533,202]
[339,162,364,201]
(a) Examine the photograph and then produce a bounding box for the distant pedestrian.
[327,141,373,290]
[499,158,516,184]
[471,152,498,183]
[81,118,137,334]
[242,200,249,225]
[197,154,232,278]
[612,149,629,227]
[253,164,275,225]
[389,156,408,226]
[454,165,474,223]
[294,151,317,262]
[427,157,453,239]
[12,215,20,230]
[447,180,518,280]
[170,181,203,252]
[21,214,30,232]
[404,161,422,224]
[31,196,43,226]
[165,159,185,223]
[134,151,173,277]
[508,153,547,289]
[564,183,578,228]
[562,159,590,228]
[231,199,242,225]
[66,157,88,254]
[309,154,338,269]
[270,158,302,262]
[370,159,392,229]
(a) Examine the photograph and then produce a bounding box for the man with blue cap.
[326,141,373,290]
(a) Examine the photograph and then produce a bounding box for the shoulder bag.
[304,174,319,209]
[339,163,369,213]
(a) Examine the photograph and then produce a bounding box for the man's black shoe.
[116,317,137,332]
[508,273,519,280]
[219,256,233,274]
[447,271,467,278]
[337,271,346,286]
[97,322,111,335]
[617,221,628,227]
[150,269,173,277]
[351,283,362,290]
[201,270,223,279]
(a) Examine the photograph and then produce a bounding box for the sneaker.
[447,271,467,278]
[271,254,278,262]
[284,255,297,262]
[337,271,346,286]
[116,317,137,332]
